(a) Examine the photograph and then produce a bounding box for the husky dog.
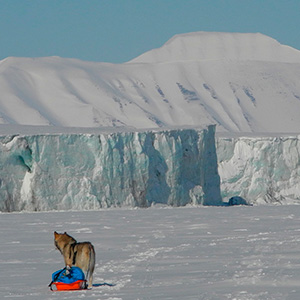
[54,231,95,288]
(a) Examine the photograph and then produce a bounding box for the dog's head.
[54,231,76,253]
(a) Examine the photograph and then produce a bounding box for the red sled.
[51,280,87,291]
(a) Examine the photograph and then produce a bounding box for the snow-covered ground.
[1,205,300,299]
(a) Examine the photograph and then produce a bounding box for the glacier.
[1,126,300,212]
[0,126,222,212]
[217,134,300,205]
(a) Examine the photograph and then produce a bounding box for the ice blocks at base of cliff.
[0,126,222,211]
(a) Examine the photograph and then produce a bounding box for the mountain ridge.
[1,32,300,133]
[129,31,300,64]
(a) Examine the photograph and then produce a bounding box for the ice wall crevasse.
[216,136,300,204]
[0,126,222,211]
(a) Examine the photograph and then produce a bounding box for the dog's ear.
[64,231,67,234]
[54,231,59,238]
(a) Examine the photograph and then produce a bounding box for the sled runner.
[49,266,87,291]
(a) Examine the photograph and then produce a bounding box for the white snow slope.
[1,32,300,133]
[1,205,300,300]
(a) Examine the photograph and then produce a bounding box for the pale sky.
[1,0,299,63]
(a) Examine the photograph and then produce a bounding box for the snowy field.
[1,205,300,300]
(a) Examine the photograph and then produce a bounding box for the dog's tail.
[86,243,95,287]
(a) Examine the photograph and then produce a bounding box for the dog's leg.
[87,244,95,288]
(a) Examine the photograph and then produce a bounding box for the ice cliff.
[0,126,222,212]
[1,126,300,212]
[217,135,300,205]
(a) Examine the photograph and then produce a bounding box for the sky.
[1,0,300,64]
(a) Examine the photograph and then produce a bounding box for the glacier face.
[0,126,222,212]
[216,135,300,205]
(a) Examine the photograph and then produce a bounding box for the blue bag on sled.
[49,266,87,291]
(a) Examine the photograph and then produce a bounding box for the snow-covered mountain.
[131,32,300,64]
[1,32,300,133]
